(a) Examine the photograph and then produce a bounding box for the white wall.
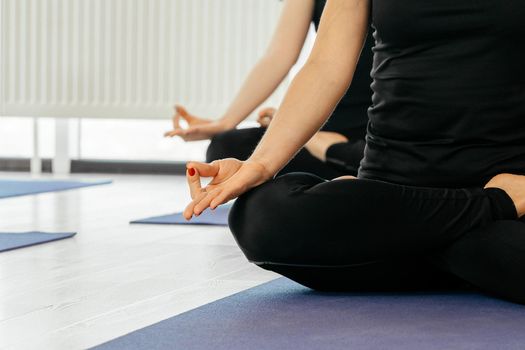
[1,0,286,121]
[0,0,318,163]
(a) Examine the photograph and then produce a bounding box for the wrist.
[219,116,239,130]
[246,156,276,181]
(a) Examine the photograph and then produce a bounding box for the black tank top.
[312,0,373,134]
[359,0,525,187]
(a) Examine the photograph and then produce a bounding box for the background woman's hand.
[164,104,230,141]
[184,159,273,220]
[256,107,277,127]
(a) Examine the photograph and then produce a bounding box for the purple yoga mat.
[0,179,111,199]
[130,204,231,226]
[0,232,76,252]
[94,278,525,350]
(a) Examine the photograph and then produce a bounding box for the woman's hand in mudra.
[164,104,230,141]
[184,159,273,220]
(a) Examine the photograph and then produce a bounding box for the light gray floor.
[0,172,277,350]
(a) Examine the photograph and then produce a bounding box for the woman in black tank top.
[166,0,374,179]
[183,0,525,304]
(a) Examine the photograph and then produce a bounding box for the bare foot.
[484,173,525,217]
[304,131,349,162]
[332,175,357,181]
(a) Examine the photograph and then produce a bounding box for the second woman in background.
[165,0,373,178]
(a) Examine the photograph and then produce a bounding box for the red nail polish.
[188,168,196,176]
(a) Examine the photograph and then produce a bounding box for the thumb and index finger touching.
[173,104,194,127]
[172,105,182,129]
[165,104,192,137]
[186,162,221,199]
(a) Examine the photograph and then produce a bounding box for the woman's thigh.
[228,173,499,266]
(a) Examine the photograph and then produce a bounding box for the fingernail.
[188,168,196,176]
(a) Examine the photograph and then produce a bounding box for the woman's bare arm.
[250,0,371,175]
[220,0,315,128]
[166,0,315,140]
[183,0,371,218]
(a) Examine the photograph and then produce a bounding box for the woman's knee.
[206,130,238,162]
[228,173,323,263]
[206,128,264,162]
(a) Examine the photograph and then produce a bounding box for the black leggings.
[228,173,525,304]
[206,127,366,179]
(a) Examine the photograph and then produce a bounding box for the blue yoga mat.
[0,231,76,252]
[0,179,111,199]
[131,204,231,226]
[94,278,525,350]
